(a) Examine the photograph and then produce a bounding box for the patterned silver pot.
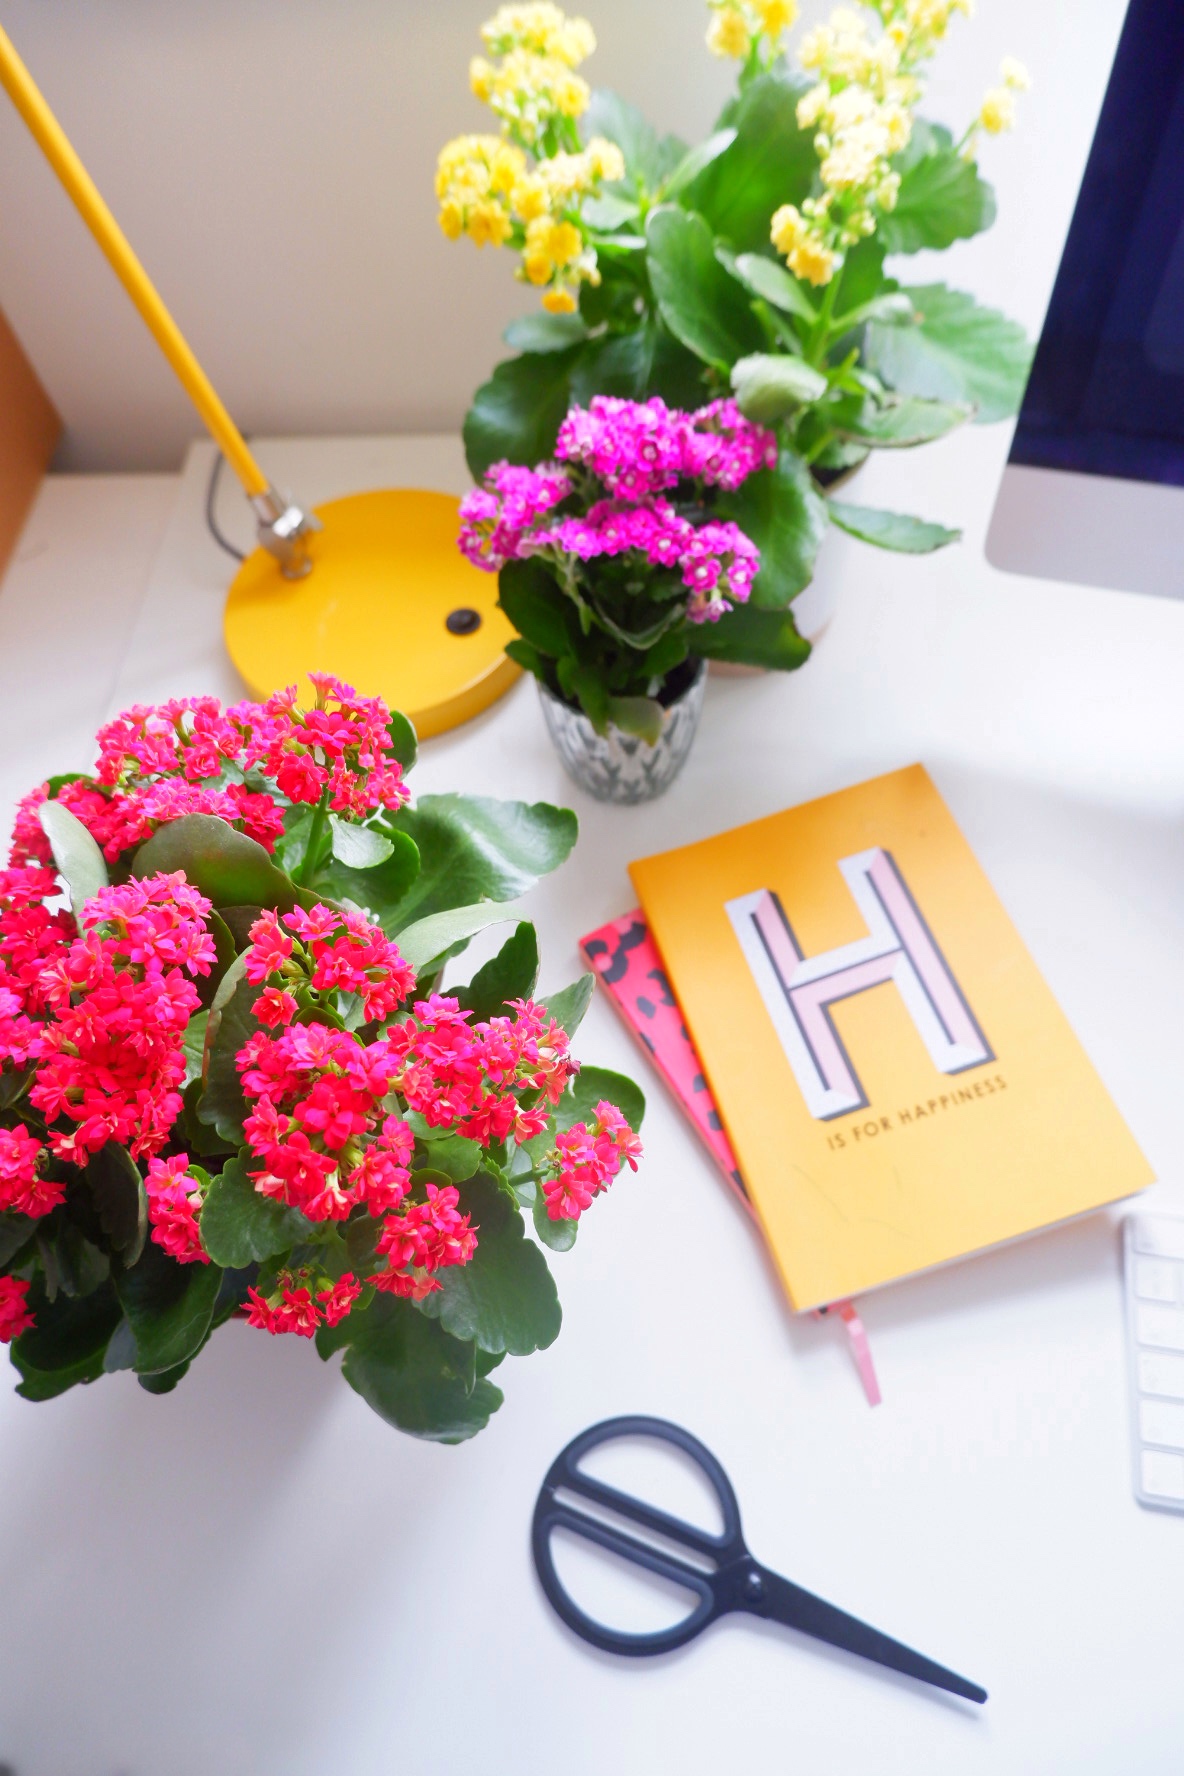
[538,663,707,804]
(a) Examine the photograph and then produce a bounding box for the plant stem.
[805,266,845,367]
[296,788,331,888]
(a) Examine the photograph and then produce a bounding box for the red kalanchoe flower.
[0,1275,34,1343]
[318,1272,363,1327]
[31,874,212,1164]
[246,1271,325,1338]
[145,1154,209,1264]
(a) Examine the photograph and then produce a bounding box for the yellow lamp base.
[223,488,521,738]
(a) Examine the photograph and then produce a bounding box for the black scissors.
[532,1414,987,1704]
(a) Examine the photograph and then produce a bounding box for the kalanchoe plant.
[0,675,643,1442]
[459,394,807,740]
[440,1,1033,608]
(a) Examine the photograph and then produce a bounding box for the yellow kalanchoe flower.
[966,57,1030,148]
[437,5,622,311]
[768,0,1017,290]
[706,0,799,64]
[481,3,596,67]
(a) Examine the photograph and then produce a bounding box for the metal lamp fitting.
[251,485,322,579]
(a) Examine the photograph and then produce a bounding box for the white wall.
[0,0,1126,472]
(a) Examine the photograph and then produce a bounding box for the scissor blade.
[754,1568,987,1704]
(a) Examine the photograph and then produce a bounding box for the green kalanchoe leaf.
[828,500,960,553]
[730,353,827,424]
[504,311,591,353]
[684,72,816,253]
[453,922,540,1022]
[646,205,765,370]
[728,252,817,324]
[11,1278,123,1400]
[862,283,1033,425]
[197,958,261,1145]
[396,902,526,976]
[687,602,811,670]
[199,1155,314,1268]
[328,816,394,871]
[37,799,108,917]
[315,831,421,926]
[419,1173,562,1356]
[332,1293,505,1443]
[661,127,738,198]
[717,450,829,609]
[582,88,687,193]
[464,346,583,482]
[87,1144,148,1269]
[131,814,315,913]
[114,1239,224,1376]
[877,120,996,254]
[533,1193,578,1253]
[542,974,595,1040]
[383,794,578,930]
[0,1211,35,1267]
[385,709,418,772]
[836,395,973,447]
[552,1064,646,1137]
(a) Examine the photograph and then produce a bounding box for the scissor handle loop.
[531,1414,747,1658]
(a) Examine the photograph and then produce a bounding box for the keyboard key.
[1136,1304,1184,1351]
[1141,1399,1184,1449]
[1138,1351,1184,1399]
[1141,1449,1184,1502]
[1135,1258,1179,1303]
[1132,1217,1184,1260]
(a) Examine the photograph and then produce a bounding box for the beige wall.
[0,0,1125,471]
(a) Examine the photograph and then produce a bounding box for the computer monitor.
[986,0,1184,598]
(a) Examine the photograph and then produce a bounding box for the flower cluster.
[247,1269,365,1337]
[383,994,577,1143]
[471,2,595,147]
[11,675,409,872]
[0,1275,33,1344]
[437,6,625,312]
[969,56,1030,148]
[459,398,771,623]
[556,397,778,498]
[145,1154,209,1265]
[31,874,214,1165]
[706,0,798,65]
[543,1101,643,1220]
[766,1,1027,286]
[245,904,418,1029]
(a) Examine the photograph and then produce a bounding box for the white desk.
[0,423,1182,1775]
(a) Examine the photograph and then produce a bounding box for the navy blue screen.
[1010,0,1184,486]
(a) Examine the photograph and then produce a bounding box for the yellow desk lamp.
[0,23,520,737]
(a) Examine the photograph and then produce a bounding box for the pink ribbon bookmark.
[814,1300,882,1406]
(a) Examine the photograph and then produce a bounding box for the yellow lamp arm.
[0,21,318,576]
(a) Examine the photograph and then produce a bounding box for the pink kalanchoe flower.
[0,1123,60,1218]
[244,909,295,984]
[541,1102,642,1222]
[0,1275,34,1343]
[145,1154,209,1264]
[373,1182,477,1296]
[256,985,299,1028]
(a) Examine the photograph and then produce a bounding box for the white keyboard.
[1125,1213,1184,1512]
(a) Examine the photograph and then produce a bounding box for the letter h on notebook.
[726,848,992,1121]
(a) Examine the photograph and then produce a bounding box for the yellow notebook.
[629,765,1152,1309]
